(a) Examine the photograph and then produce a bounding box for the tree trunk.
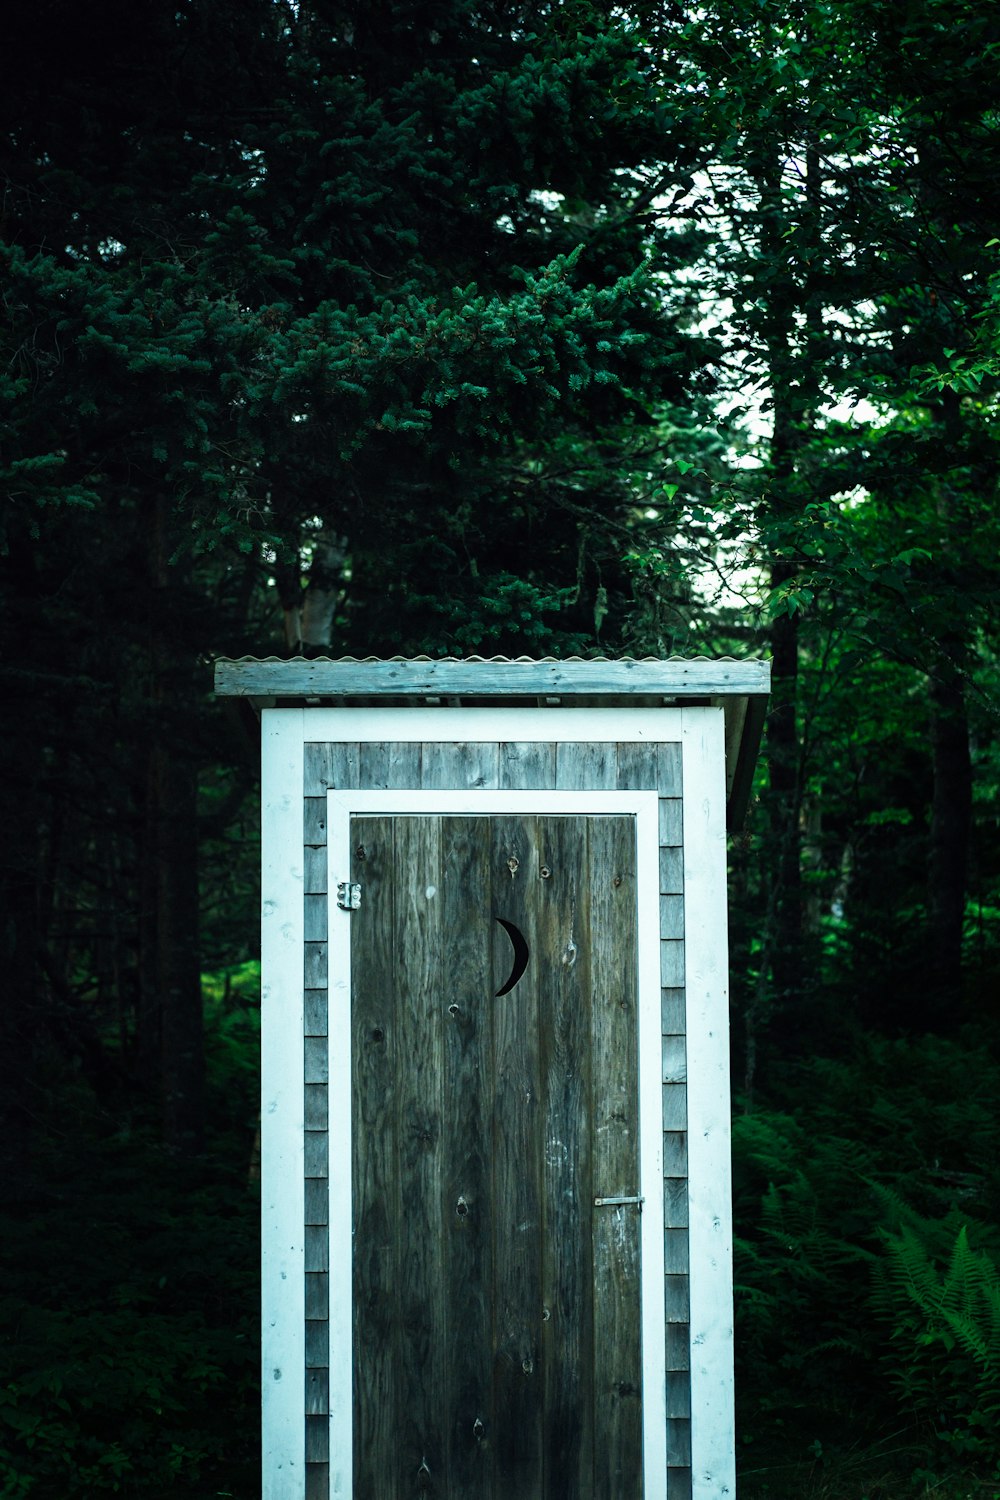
[150,741,204,1151]
[928,660,971,1013]
[140,495,205,1152]
[765,580,803,1005]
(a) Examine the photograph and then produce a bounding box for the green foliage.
[0,952,259,1495]
[732,1030,1000,1492]
[4,1,1000,1495]
[873,1210,1000,1465]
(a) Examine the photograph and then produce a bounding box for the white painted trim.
[327,788,668,1497]
[302,706,682,743]
[682,709,736,1500]
[261,711,307,1499]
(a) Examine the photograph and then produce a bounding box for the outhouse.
[214,655,770,1500]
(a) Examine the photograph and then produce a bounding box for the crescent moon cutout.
[495,917,530,996]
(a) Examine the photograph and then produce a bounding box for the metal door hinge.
[594,1194,644,1209]
[336,881,361,911]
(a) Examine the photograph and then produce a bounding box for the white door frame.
[326,788,667,1497]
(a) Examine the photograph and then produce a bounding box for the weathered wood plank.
[660,894,684,940]
[392,816,446,1496]
[304,991,326,1037]
[657,742,683,797]
[304,741,360,795]
[666,1464,692,1499]
[351,818,398,1500]
[667,1371,691,1419]
[662,1035,687,1084]
[659,845,684,896]
[304,796,327,846]
[663,1132,688,1178]
[304,1178,328,1226]
[304,1132,327,1179]
[554,741,617,789]
[664,1177,689,1229]
[440,818,493,1498]
[359,741,421,789]
[664,1228,690,1275]
[305,1417,329,1464]
[421,742,499,789]
[304,1084,327,1131]
[616,741,659,789]
[498,740,556,789]
[665,1275,690,1324]
[304,1272,328,1322]
[305,1463,330,1500]
[660,940,685,989]
[306,1367,330,1416]
[304,1225,328,1273]
[304,894,328,943]
[666,1323,691,1372]
[304,943,327,990]
[216,656,771,699]
[491,815,544,1497]
[304,845,328,894]
[589,815,643,1497]
[305,1320,328,1368]
[659,798,683,847]
[536,816,594,1497]
[662,1082,687,1134]
[667,1418,692,1467]
[304,1036,328,1084]
[661,989,685,1036]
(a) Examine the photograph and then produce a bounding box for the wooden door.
[349,814,642,1499]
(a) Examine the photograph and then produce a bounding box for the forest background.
[3,1,1000,1495]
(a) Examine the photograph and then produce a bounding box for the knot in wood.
[456,1195,469,1217]
[507,854,519,877]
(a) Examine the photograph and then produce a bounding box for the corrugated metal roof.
[215,653,754,665]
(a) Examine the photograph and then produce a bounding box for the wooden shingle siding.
[421,740,499,787]
[300,735,694,1497]
[664,1227,690,1273]
[660,845,684,894]
[661,941,685,988]
[304,895,327,941]
[303,991,326,1037]
[305,1465,329,1500]
[499,740,556,787]
[304,1226,328,1272]
[662,989,685,1034]
[303,845,327,893]
[303,1084,327,1130]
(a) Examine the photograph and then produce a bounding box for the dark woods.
[3,1,1000,1494]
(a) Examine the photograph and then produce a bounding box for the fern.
[873,1217,1000,1454]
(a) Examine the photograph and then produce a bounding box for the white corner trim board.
[260,711,307,1499]
[683,711,737,1500]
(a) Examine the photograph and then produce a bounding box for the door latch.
[594,1194,644,1209]
[336,881,361,911]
